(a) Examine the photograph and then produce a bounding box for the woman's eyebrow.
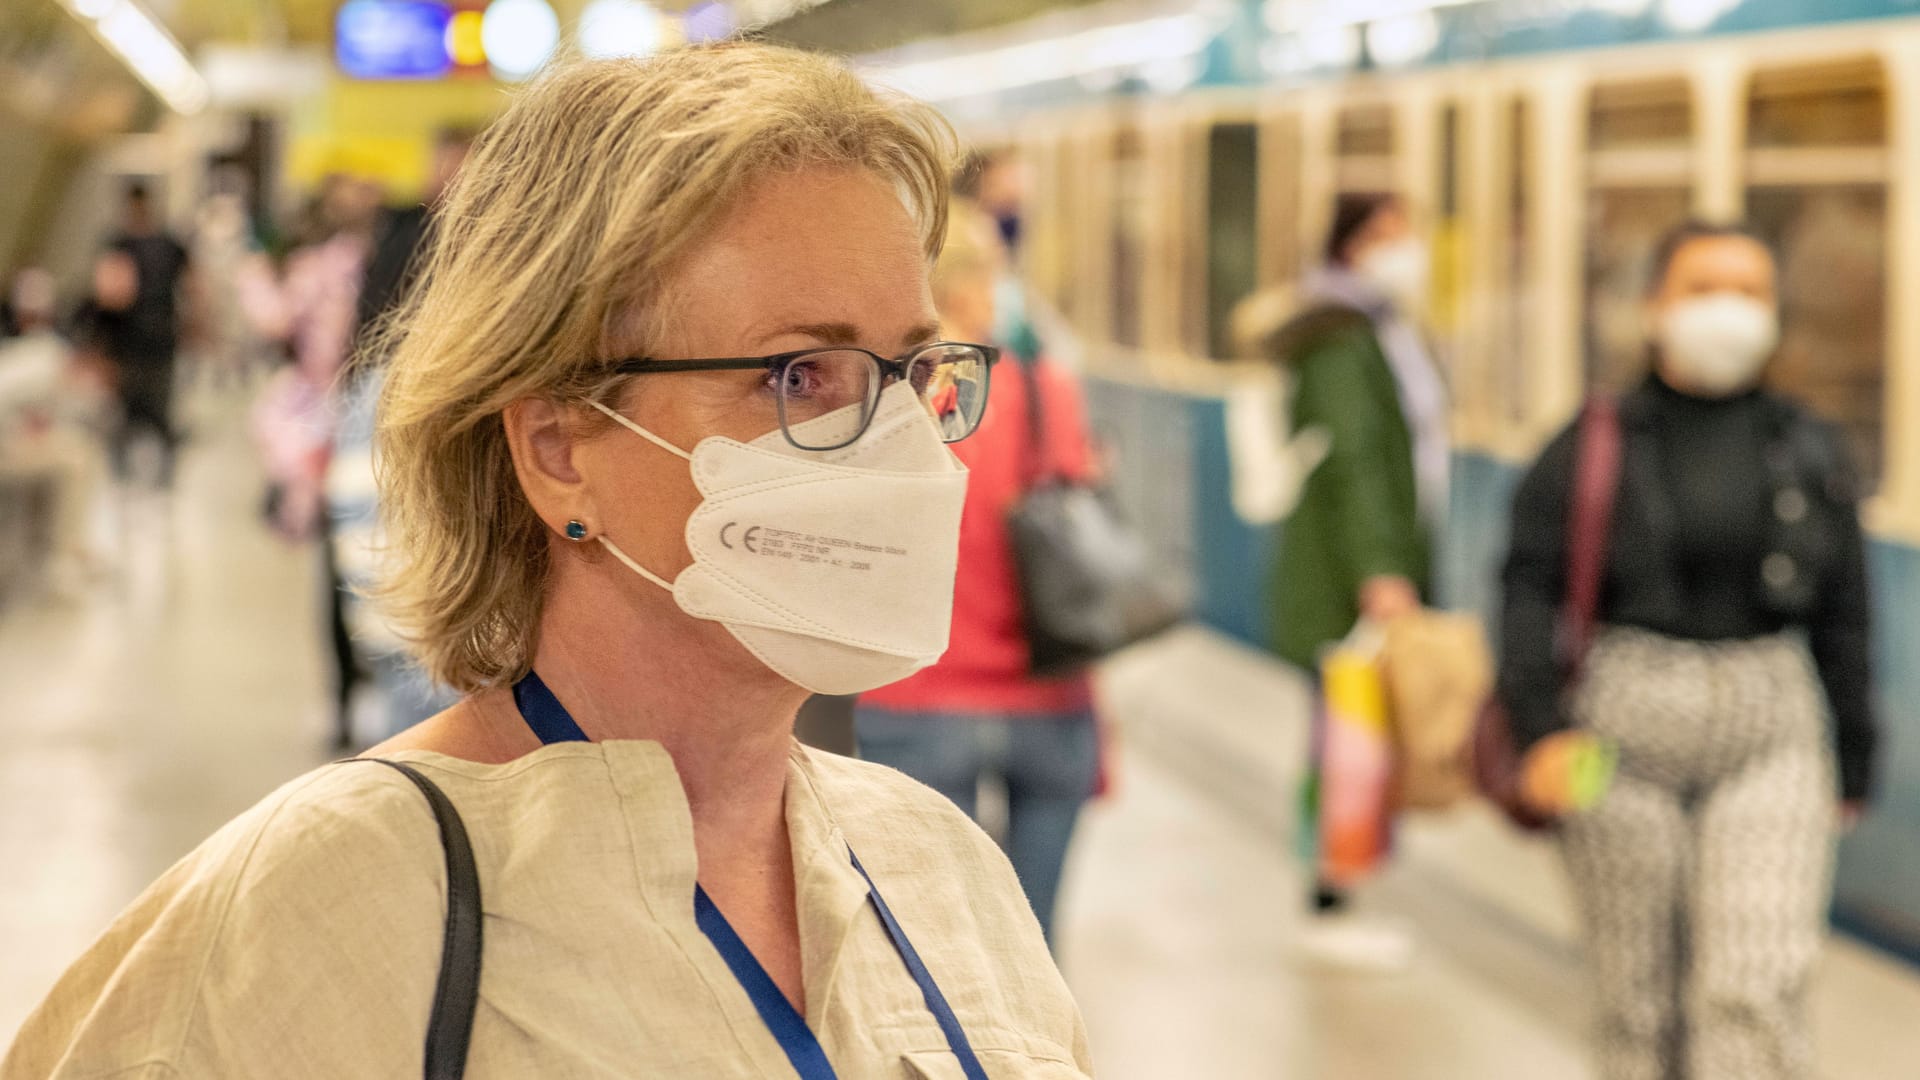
[768,321,863,346]
[766,320,946,351]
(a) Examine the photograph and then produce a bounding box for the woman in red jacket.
[856,204,1099,947]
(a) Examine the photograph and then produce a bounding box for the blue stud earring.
[565,520,588,542]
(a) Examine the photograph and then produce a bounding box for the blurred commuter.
[190,167,265,390]
[855,203,1100,948]
[110,185,193,455]
[1264,192,1448,965]
[1499,221,1878,1080]
[326,131,475,744]
[3,47,1089,1076]
[244,173,383,748]
[0,271,70,431]
[354,128,474,348]
[0,270,110,595]
[954,149,1045,364]
[83,183,191,488]
[966,149,1026,255]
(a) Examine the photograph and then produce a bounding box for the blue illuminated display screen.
[336,0,455,80]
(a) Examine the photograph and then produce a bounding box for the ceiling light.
[1366,10,1440,67]
[483,0,560,81]
[1660,0,1737,33]
[1265,0,1479,31]
[73,0,208,113]
[1589,0,1655,15]
[1301,23,1362,69]
[1143,54,1203,94]
[580,0,663,59]
[872,13,1224,102]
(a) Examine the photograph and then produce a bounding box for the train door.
[1584,77,1696,395]
[1745,58,1890,488]
[1455,86,1536,447]
[1202,112,1261,361]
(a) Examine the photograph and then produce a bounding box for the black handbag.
[345,758,483,1079]
[1005,357,1183,677]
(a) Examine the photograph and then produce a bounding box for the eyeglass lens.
[775,346,990,450]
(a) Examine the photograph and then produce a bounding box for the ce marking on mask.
[719,522,906,572]
[719,522,763,554]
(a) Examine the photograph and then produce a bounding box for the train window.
[1749,61,1886,148]
[1590,79,1693,150]
[1336,104,1395,192]
[1585,189,1691,391]
[1585,79,1695,392]
[1337,104,1394,157]
[1439,105,1460,219]
[1206,123,1259,360]
[1746,60,1889,486]
[1111,121,1146,350]
[1748,188,1888,486]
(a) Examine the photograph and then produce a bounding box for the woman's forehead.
[1665,235,1775,288]
[666,168,936,350]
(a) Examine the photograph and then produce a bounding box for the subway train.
[862,0,1920,958]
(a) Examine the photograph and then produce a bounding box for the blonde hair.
[374,44,957,692]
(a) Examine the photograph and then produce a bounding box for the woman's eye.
[775,361,821,397]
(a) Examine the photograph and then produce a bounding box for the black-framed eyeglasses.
[611,341,1000,452]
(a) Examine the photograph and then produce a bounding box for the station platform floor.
[4,383,1918,1076]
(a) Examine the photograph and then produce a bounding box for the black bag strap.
[346,758,482,1080]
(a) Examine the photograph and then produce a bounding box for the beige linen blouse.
[2,741,1093,1079]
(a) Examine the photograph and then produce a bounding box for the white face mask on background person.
[1656,292,1780,397]
[588,381,969,696]
[1355,238,1430,314]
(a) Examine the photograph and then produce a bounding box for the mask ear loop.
[588,399,692,461]
[597,535,675,591]
[585,399,686,591]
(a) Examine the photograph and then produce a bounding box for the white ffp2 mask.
[1357,238,1430,314]
[1658,293,1779,397]
[588,382,969,696]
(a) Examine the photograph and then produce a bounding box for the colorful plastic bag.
[1315,633,1395,888]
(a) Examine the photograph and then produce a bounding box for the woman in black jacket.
[1498,221,1876,1080]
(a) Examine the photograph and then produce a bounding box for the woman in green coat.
[1267,193,1450,965]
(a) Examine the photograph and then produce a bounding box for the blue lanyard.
[512,672,988,1080]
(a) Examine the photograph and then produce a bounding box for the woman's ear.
[504,397,596,537]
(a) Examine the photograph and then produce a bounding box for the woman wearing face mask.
[1498,221,1877,1080]
[3,47,1091,1078]
[1265,192,1448,966]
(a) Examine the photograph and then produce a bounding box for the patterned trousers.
[1560,628,1837,1080]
